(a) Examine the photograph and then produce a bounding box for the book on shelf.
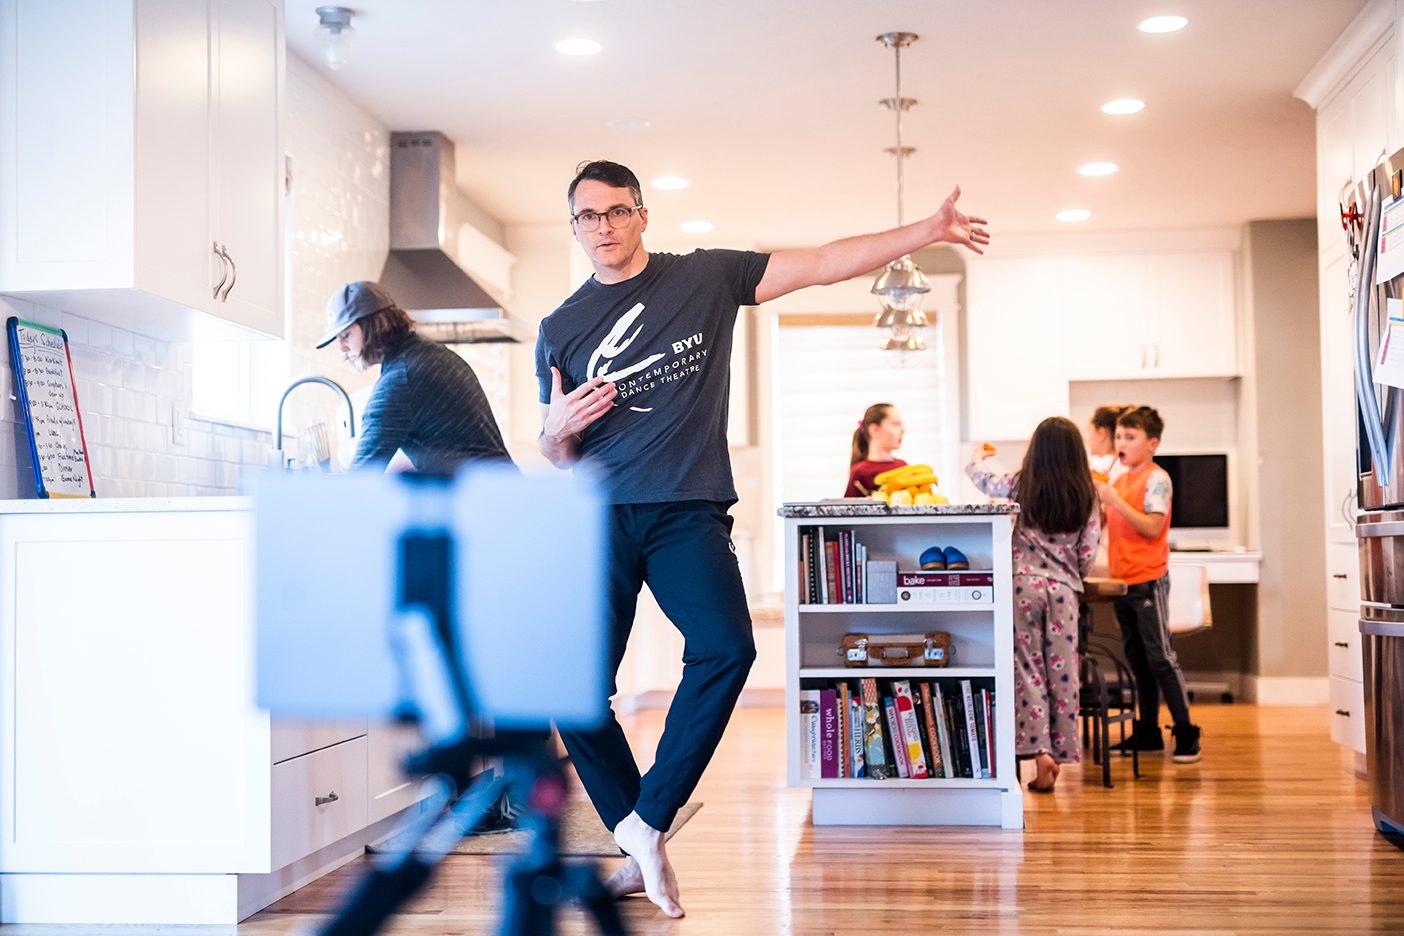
[820,688,839,779]
[892,680,929,779]
[985,689,996,776]
[801,676,995,781]
[799,689,821,779]
[836,682,849,778]
[847,688,866,778]
[866,558,897,604]
[972,686,990,779]
[795,527,894,605]
[918,681,945,779]
[960,679,986,779]
[896,571,995,605]
[882,696,909,778]
[859,677,892,780]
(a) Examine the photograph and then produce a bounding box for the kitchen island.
[0,497,426,924]
[780,501,1023,828]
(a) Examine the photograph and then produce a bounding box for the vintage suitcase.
[840,631,952,668]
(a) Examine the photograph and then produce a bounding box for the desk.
[1170,550,1262,584]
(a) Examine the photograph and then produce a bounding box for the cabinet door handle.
[315,791,339,806]
[218,245,237,302]
[212,242,229,299]
[1332,573,1349,579]
[1154,343,1160,367]
[1141,344,1147,368]
[1334,641,1350,647]
[1335,709,1350,717]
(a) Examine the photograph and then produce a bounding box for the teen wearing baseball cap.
[320,280,513,475]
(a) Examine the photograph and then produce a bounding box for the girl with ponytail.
[844,403,907,496]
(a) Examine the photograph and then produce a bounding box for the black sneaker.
[1171,723,1202,763]
[1111,720,1164,755]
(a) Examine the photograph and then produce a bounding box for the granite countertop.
[0,496,252,514]
[778,501,1020,518]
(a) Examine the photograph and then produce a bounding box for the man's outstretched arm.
[754,186,989,305]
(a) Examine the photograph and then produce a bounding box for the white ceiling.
[285,0,1368,249]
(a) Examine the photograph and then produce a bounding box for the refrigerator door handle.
[1354,183,1395,486]
[1357,519,1404,537]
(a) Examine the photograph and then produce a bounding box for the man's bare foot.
[1029,752,1060,793]
[613,811,685,918]
[604,857,645,899]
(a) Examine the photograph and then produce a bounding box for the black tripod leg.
[565,861,628,936]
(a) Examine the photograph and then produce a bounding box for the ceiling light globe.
[1077,161,1119,177]
[313,6,356,70]
[1101,98,1146,115]
[1138,15,1188,33]
[555,38,602,56]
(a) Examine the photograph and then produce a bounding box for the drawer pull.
[1331,573,1348,579]
[1335,709,1351,717]
[315,791,340,807]
[1334,641,1350,648]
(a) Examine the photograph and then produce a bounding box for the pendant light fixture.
[872,31,930,351]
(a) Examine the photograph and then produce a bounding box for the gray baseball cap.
[316,280,397,348]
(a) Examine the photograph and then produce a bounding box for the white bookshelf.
[781,503,1023,828]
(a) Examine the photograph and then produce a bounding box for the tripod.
[313,526,627,936]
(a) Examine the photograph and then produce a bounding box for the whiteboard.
[5,317,95,498]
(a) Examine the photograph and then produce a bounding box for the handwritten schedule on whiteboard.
[5,317,95,498]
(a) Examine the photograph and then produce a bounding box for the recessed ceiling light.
[1138,15,1188,33]
[555,38,601,56]
[1078,162,1119,177]
[1101,98,1145,115]
[1057,209,1092,223]
[606,117,651,130]
[681,220,713,234]
[651,176,689,190]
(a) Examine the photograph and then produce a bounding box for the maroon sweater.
[845,458,908,497]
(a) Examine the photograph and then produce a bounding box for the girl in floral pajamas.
[967,416,1100,793]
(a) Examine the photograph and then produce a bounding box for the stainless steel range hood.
[378,132,528,344]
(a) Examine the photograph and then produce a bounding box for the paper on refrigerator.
[1377,193,1404,284]
[1374,298,1404,389]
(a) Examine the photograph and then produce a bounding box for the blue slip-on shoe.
[919,546,946,570]
[942,546,970,571]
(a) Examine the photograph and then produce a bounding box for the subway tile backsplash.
[0,296,269,500]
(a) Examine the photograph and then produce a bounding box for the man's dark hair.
[359,305,415,364]
[567,160,643,213]
[1117,405,1165,441]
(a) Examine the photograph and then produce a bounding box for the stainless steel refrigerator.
[1346,149,1404,840]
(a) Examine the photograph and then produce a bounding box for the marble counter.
[778,500,1019,519]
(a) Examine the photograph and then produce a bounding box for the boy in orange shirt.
[1094,406,1201,763]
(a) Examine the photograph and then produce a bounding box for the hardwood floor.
[235,704,1399,934]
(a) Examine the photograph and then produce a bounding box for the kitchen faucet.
[271,375,356,470]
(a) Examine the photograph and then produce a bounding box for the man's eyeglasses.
[571,205,644,232]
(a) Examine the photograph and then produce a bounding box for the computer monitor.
[1154,453,1230,540]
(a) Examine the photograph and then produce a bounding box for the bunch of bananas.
[871,463,949,506]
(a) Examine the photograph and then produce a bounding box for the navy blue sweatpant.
[558,500,756,834]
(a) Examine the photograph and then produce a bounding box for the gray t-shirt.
[353,332,513,475]
[535,249,770,504]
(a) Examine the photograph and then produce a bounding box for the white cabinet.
[0,0,284,340]
[966,248,1238,438]
[782,506,1022,829]
[1061,251,1237,379]
[1320,246,1359,547]
[965,256,1069,439]
[0,500,428,924]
